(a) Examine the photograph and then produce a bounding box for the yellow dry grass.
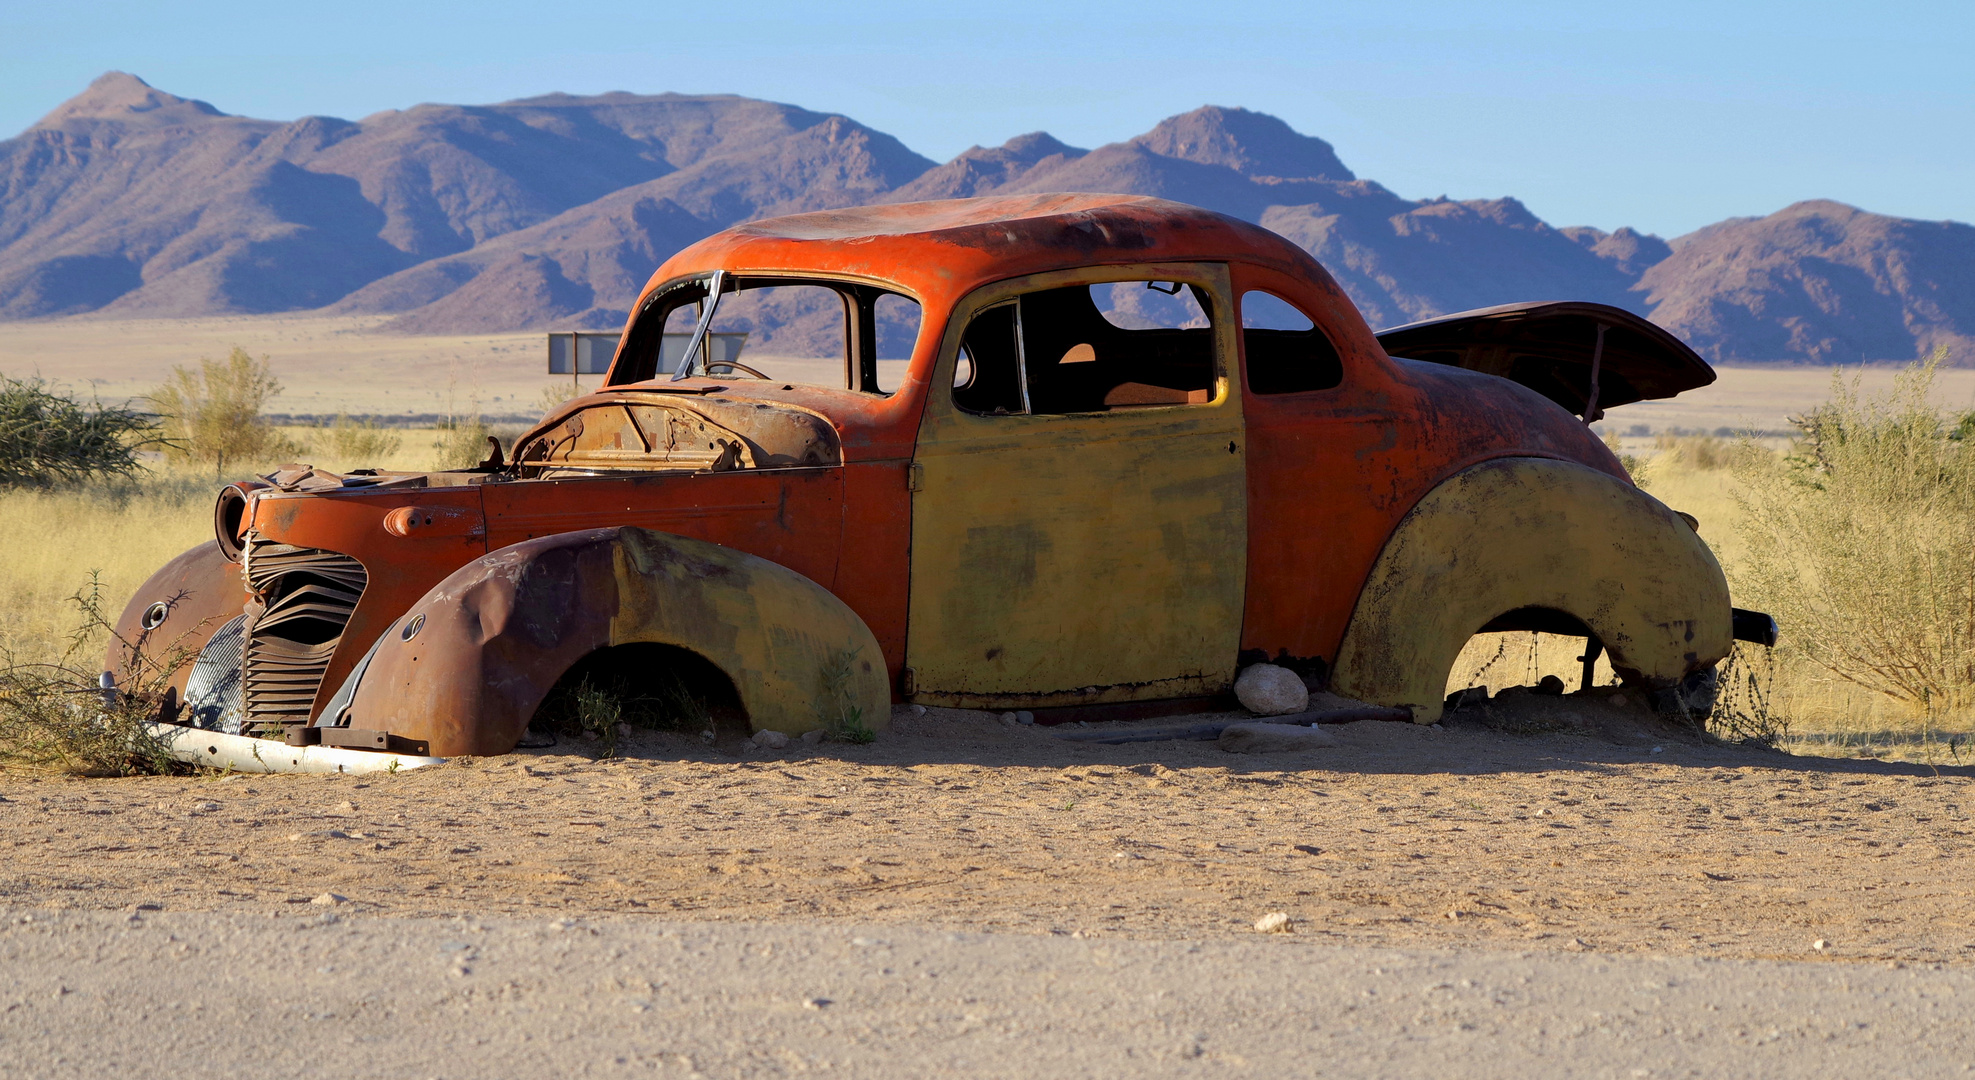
[1444,436,1975,764]
[0,427,465,668]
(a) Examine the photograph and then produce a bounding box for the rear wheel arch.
[1331,457,1732,723]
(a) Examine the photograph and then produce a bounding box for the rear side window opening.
[951,280,1220,416]
[610,275,921,394]
[1241,289,1343,394]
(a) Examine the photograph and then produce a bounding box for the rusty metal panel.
[481,468,843,591]
[904,263,1246,707]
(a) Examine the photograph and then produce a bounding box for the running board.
[144,723,446,775]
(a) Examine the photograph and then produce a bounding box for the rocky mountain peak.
[1131,105,1354,182]
[29,71,227,132]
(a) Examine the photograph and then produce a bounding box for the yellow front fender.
[1332,457,1732,723]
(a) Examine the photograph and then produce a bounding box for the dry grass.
[0,428,448,670]
[0,575,190,775]
[1450,402,1975,763]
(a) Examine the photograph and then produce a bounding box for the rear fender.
[342,527,888,756]
[1332,457,1732,723]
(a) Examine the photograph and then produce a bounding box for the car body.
[114,193,1757,765]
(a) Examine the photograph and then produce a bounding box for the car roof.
[641,194,1322,303]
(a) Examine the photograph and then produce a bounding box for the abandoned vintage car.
[112,193,1773,770]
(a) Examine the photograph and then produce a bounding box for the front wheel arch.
[342,527,889,756]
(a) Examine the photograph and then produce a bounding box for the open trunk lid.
[1375,301,1715,419]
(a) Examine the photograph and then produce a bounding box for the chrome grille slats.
[241,535,367,734]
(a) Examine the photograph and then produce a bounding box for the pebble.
[310,893,346,907]
[1254,912,1291,934]
[801,729,825,746]
[804,997,832,1009]
[1000,712,1020,727]
[1016,711,1034,725]
[1234,664,1309,716]
[751,729,789,750]
[192,802,219,813]
[908,704,927,717]
[1813,939,1829,952]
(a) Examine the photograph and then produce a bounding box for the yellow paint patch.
[906,263,1247,707]
[607,528,889,735]
[1333,457,1732,723]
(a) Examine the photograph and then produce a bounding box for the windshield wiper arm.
[670,269,729,382]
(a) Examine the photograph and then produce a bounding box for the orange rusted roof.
[640,194,1321,307]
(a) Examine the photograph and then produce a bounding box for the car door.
[904,263,1247,708]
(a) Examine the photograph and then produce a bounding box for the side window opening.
[1242,289,1343,394]
[952,280,1219,417]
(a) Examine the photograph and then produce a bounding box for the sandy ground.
[9,701,1975,1075]
[0,314,551,419]
[8,908,1975,1079]
[3,699,1973,965]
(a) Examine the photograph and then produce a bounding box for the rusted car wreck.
[113,193,1772,772]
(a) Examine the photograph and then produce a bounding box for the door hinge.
[899,666,916,695]
[906,462,925,492]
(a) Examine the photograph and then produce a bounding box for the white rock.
[801,729,825,746]
[751,729,789,750]
[1254,911,1291,934]
[1219,722,1336,754]
[1016,711,1035,725]
[1000,712,1021,727]
[309,893,345,907]
[908,704,928,717]
[1234,664,1309,716]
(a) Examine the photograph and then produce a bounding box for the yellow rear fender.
[342,527,889,756]
[1332,457,1732,724]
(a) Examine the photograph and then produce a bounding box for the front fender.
[109,541,247,700]
[341,527,888,756]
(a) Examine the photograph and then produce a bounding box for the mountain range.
[2,72,1970,364]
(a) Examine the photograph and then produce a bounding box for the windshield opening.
[610,275,920,394]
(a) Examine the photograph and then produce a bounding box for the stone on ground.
[1234,663,1309,716]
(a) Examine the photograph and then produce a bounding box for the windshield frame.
[607,271,924,396]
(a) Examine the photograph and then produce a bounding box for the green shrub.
[316,414,402,469]
[149,347,293,476]
[432,416,495,470]
[0,376,158,487]
[1733,348,1975,714]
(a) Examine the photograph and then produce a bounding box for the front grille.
[242,537,367,734]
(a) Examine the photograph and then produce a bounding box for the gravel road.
[4,907,1973,1079]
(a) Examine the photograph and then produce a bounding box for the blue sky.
[4,0,1968,238]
